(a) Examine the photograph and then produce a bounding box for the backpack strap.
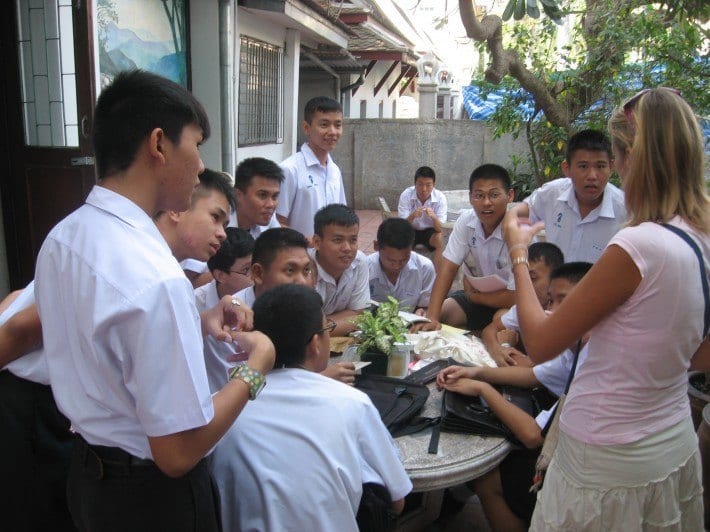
[660,223,709,337]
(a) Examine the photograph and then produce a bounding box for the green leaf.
[502,0,516,21]
[514,0,526,21]
[527,0,540,19]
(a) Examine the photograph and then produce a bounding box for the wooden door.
[0,0,97,288]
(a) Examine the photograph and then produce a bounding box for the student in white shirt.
[513,129,626,263]
[212,284,412,532]
[368,217,435,313]
[398,165,447,270]
[311,204,370,336]
[1,166,239,532]
[33,70,275,532]
[194,228,255,392]
[277,97,346,241]
[412,164,515,334]
[183,161,283,286]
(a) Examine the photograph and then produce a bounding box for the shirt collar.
[86,185,170,251]
[312,249,356,285]
[466,212,503,242]
[300,143,331,168]
[558,181,616,219]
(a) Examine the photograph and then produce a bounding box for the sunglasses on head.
[623,87,681,123]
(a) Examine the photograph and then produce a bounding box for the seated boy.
[512,129,625,263]
[481,242,563,366]
[413,164,515,334]
[211,284,412,532]
[436,262,592,532]
[397,166,447,269]
[368,217,435,314]
[311,204,370,336]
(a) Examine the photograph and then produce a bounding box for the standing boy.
[513,129,625,263]
[368,217,435,314]
[413,164,515,334]
[397,165,447,269]
[436,262,592,532]
[34,71,274,531]
[277,96,346,241]
[311,204,370,336]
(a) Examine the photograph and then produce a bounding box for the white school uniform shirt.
[442,209,515,290]
[180,210,280,275]
[232,285,256,308]
[211,369,412,532]
[501,305,590,398]
[2,281,49,385]
[367,251,435,311]
[277,143,346,238]
[524,177,626,263]
[397,187,448,230]
[194,280,243,393]
[35,186,214,459]
[311,249,370,315]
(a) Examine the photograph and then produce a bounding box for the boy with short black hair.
[277,97,346,241]
[513,129,626,263]
[368,217,435,313]
[482,242,564,366]
[211,284,411,531]
[398,166,448,269]
[436,262,593,532]
[311,204,370,336]
[232,157,283,237]
[34,70,275,531]
[232,227,313,308]
[413,164,515,334]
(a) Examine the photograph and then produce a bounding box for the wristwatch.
[229,364,266,400]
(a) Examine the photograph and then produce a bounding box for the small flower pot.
[360,351,389,376]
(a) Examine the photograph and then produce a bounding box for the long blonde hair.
[621,87,709,232]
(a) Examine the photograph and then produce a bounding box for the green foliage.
[502,0,563,23]
[472,0,709,188]
[352,297,407,356]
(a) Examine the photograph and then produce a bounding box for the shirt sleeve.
[500,306,520,331]
[276,161,297,219]
[338,177,347,205]
[123,278,214,436]
[435,191,447,223]
[356,399,413,501]
[417,259,436,308]
[442,216,469,265]
[532,350,571,398]
[524,187,542,224]
[349,254,371,311]
[397,189,411,218]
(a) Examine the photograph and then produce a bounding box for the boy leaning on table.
[412,164,516,335]
[436,261,592,532]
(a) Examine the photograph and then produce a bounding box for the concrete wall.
[333,119,530,210]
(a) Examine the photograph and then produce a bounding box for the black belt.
[75,434,156,479]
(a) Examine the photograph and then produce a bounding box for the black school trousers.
[0,370,76,532]
[68,434,222,532]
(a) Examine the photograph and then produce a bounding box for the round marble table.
[395,382,511,492]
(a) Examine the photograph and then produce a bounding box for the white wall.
[189,0,222,171]
[348,60,404,119]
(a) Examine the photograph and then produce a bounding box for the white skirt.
[530,417,703,531]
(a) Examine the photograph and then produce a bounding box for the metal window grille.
[238,36,283,146]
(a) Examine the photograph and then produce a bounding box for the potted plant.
[352,297,408,376]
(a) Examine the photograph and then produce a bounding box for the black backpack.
[354,374,433,437]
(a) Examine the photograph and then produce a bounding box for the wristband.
[500,342,512,348]
[511,256,529,267]
[229,364,266,400]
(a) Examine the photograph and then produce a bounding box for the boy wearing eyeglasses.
[412,164,516,335]
[510,129,625,263]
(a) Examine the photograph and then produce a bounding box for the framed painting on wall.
[95,0,190,90]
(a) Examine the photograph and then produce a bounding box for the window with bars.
[238,36,283,146]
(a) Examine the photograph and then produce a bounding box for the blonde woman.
[505,87,709,530]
